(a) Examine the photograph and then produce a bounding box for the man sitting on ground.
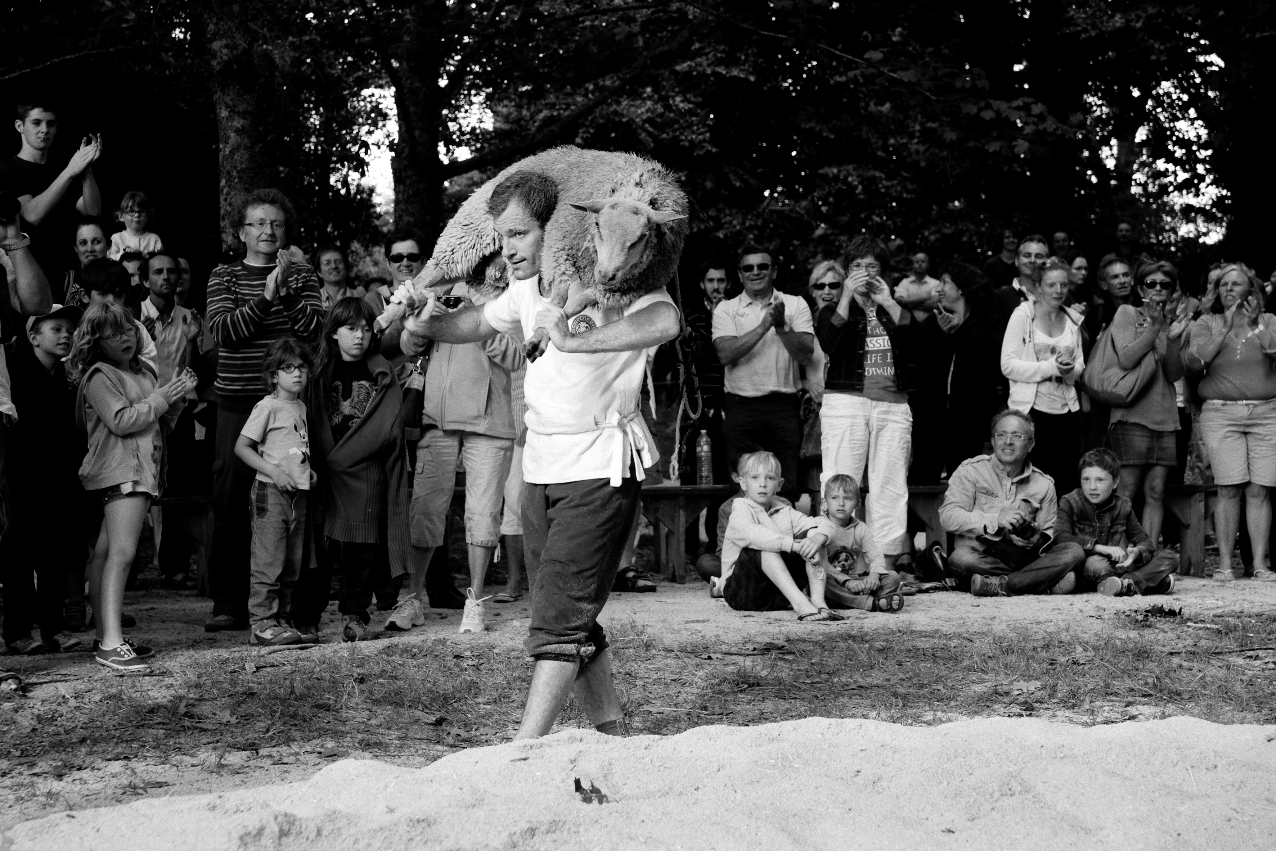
[715,450,838,620]
[939,409,1085,597]
[1054,449,1177,596]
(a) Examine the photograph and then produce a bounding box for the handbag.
[1080,322,1158,407]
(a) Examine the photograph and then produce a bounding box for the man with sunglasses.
[712,243,813,501]
[204,189,323,633]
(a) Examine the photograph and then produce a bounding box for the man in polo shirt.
[399,170,680,739]
[712,243,812,501]
[204,189,323,631]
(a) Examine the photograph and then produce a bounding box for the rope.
[667,270,703,482]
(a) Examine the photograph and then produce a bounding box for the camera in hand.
[1009,520,1036,539]
[438,295,464,309]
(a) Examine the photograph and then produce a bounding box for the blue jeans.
[248,481,308,627]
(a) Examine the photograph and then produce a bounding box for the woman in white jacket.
[1000,260,1087,493]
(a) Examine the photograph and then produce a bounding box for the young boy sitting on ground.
[819,474,906,612]
[1054,449,1177,596]
[715,450,841,621]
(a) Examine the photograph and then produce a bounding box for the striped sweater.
[206,261,324,412]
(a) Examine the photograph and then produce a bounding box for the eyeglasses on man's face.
[387,252,423,264]
[739,263,771,274]
[994,432,1030,444]
[243,219,286,231]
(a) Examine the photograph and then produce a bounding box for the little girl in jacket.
[301,297,410,642]
[68,302,196,672]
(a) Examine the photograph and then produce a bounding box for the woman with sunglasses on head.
[815,235,920,569]
[1106,261,1191,557]
[1186,262,1276,582]
[1000,258,1087,494]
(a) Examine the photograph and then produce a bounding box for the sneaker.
[204,614,248,632]
[459,589,490,634]
[250,623,303,647]
[1097,576,1134,596]
[1213,566,1236,582]
[5,637,43,655]
[969,574,1008,597]
[91,638,154,659]
[63,603,87,633]
[1150,574,1176,595]
[1050,573,1078,595]
[384,595,426,632]
[43,631,82,653]
[1251,567,1276,582]
[95,642,150,673]
[342,616,368,643]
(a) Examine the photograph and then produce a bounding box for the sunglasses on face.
[739,263,771,273]
[811,282,843,291]
[1143,278,1174,290]
[388,252,423,264]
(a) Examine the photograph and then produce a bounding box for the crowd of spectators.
[3,95,1275,678]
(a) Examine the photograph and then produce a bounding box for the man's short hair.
[81,258,131,299]
[1098,253,1130,281]
[383,228,427,257]
[736,450,781,479]
[1078,448,1121,480]
[1017,234,1049,254]
[845,234,889,265]
[236,189,297,233]
[140,250,179,280]
[262,337,313,392]
[700,261,729,279]
[990,408,1035,441]
[15,99,55,122]
[118,250,146,266]
[737,242,773,265]
[823,474,860,501]
[487,171,558,227]
[316,245,345,263]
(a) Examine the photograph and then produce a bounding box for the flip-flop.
[872,594,905,613]
[491,592,521,603]
[818,608,846,621]
[797,610,835,622]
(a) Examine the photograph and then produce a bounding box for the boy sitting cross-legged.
[1055,449,1177,596]
[819,474,906,613]
[716,450,842,621]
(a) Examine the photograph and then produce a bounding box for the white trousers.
[819,393,913,555]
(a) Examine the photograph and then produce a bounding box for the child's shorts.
[98,482,156,505]
[723,548,810,611]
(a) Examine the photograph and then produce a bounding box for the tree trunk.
[386,3,446,241]
[204,1,282,254]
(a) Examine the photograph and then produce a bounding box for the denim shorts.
[1199,398,1276,486]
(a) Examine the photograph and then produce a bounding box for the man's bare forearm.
[561,302,679,353]
[400,304,497,354]
[715,322,769,365]
[776,329,814,365]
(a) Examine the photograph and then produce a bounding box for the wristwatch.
[0,233,31,252]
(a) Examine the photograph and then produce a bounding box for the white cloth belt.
[525,409,653,487]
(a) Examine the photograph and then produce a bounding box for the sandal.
[491,591,522,603]
[818,608,846,621]
[613,567,657,593]
[797,610,835,622]
[871,594,905,613]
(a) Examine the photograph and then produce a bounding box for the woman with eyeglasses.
[815,235,919,567]
[1000,258,1087,493]
[798,261,839,500]
[1186,262,1276,582]
[1105,261,1191,558]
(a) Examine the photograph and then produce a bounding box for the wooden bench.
[640,483,738,583]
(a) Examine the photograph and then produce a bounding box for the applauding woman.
[1186,263,1276,581]
[1000,259,1086,493]
[1107,261,1191,549]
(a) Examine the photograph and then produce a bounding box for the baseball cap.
[26,303,83,334]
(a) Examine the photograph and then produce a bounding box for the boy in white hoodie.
[716,450,841,621]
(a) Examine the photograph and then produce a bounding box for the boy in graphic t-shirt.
[814,234,919,569]
[235,338,313,647]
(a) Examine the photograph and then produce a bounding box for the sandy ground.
[3,574,1276,846]
[6,714,1276,850]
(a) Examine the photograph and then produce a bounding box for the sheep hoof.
[524,333,550,362]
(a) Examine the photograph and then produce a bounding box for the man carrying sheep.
[399,170,681,739]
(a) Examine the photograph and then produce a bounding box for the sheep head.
[570,198,686,288]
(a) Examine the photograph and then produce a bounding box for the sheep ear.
[647,209,687,225]
[569,200,608,214]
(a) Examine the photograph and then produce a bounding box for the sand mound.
[7,716,1273,850]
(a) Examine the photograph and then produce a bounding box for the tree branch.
[438,24,696,179]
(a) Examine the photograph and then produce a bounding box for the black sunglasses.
[811,282,842,290]
[1143,278,1175,290]
[388,252,423,264]
[739,263,771,273]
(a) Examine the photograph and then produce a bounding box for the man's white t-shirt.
[483,276,674,485]
[711,291,813,396]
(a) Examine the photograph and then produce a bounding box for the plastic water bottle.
[696,431,713,485]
